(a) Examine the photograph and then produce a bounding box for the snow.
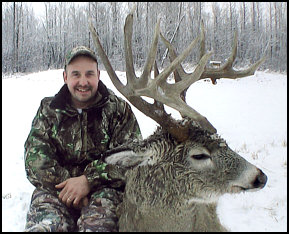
[2,69,287,232]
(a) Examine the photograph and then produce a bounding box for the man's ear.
[63,71,68,83]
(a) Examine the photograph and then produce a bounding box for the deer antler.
[89,10,264,142]
[89,12,216,141]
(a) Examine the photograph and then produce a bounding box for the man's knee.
[24,189,77,232]
[77,188,122,232]
[24,223,56,232]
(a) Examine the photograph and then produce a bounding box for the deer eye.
[191,154,211,160]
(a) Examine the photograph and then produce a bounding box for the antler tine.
[154,33,201,88]
[158,22,206,102]
[123,11,162,90]
[89,19,125,93]
[174,52,213,94]
[158,34,186,101]
[159,32,188,81]
[159,32,213,95]
[139,19,161,87]
[124,11,138,87]
[153,61,166,111]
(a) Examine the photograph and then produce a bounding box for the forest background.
[2,2,287,74]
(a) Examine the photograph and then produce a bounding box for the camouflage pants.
[24,187,122,232]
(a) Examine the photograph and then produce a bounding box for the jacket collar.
[50,80,110,112]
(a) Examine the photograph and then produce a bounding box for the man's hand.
[55,175,90,209]
[75,196,89,210]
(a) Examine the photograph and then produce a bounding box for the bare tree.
[1,2,287,74]
[12,2,23,73]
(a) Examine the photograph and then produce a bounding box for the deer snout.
[230,166,268,193]
[252,169,267,189]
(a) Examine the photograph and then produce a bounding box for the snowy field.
[2,69,287,232]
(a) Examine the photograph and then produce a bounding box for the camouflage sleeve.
[83,160,110,189]
[84,98,142,189]
[24,100,70,195]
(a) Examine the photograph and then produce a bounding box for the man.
[24,46,142,232]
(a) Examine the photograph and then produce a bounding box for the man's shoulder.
[39,96,56,112]
[39,85,72,113]
[38,96,66,117]
[41,96,54,105]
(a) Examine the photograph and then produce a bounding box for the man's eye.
[86,72,95,77]
[72,73,80,78]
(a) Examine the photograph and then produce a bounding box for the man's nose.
[78,75,89,86]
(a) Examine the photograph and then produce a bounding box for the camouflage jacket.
[24,81,142,196]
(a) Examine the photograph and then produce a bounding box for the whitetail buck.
[89,8,267,232]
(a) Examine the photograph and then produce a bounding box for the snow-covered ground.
[2,69,287,232]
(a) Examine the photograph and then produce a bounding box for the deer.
[89,8,267,232]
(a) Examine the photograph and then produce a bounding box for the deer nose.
[253,169,267,189]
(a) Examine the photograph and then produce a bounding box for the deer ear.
[105,151,149,168]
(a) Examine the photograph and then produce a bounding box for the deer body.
[117,166,227,232]
[117,194,226,232]
[90,8,267,232]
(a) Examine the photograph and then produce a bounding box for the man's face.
[63,55,100,109]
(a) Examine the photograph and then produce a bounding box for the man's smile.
[75,86,92,94]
